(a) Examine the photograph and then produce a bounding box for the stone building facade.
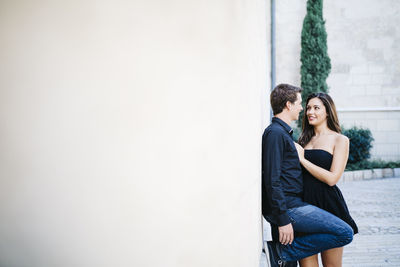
[275,0,400,161]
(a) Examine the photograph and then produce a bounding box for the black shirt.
[262,117,305,226]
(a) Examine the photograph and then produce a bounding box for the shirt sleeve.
[262,130,291,226]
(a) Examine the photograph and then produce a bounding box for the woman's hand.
[294,143,305,162]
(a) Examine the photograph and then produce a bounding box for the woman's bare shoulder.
[335,133,349,146]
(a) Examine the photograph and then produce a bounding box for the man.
[262,84,353,266]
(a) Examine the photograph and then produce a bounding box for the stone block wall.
[276,0,400,160]
[339,111,400,161]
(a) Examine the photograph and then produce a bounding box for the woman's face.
[306,97,327,126]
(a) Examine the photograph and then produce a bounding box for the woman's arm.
[295,136,349,186]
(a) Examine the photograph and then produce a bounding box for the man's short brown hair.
[270,84,302,115]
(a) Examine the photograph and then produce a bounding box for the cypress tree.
[298,0,331,126]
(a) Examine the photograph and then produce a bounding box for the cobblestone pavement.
[339,177,400,266]
[260,177,400,267]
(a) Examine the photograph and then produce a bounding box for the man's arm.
[262,131,293,245]
[262,130,290,225]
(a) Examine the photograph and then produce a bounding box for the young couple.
[262,84,358,267]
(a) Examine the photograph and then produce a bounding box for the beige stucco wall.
[276,0,400,161]
[0,1,270,266]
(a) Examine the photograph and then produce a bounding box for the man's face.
[290,93,303,121]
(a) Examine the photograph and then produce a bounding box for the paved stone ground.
[260,177,400,267]
[340,177,400,266]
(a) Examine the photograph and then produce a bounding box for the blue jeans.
[277,204,354,261]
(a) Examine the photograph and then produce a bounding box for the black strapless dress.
[303,149,358,234]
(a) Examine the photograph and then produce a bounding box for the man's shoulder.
[263,123,286,136]
[262,124,288,146]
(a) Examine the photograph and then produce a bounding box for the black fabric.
[302,149,358,234]
[262,117,305,226]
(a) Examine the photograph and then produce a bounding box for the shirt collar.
[272,117,294,136]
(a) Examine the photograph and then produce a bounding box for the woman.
[295,93,358,267]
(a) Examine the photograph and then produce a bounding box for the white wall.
[276,0,400,161]
[0,1,270,266]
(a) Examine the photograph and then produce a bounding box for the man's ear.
[285,101,292,110]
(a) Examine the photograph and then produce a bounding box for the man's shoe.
[266,241,285,267]
[265,241,298,267]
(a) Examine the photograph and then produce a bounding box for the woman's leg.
[299,254,319,267]
[321,247,343,267]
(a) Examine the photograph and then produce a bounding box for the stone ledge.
[339,168,400,182]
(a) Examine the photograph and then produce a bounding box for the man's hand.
[278,223,294,245]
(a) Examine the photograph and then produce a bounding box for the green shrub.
[346,160,400,171]
[292,125,301,142]
[385,161,400,168]
[345,160,370,171]
[342,126,374,163]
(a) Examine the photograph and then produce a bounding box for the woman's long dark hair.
[298,93,341,147]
